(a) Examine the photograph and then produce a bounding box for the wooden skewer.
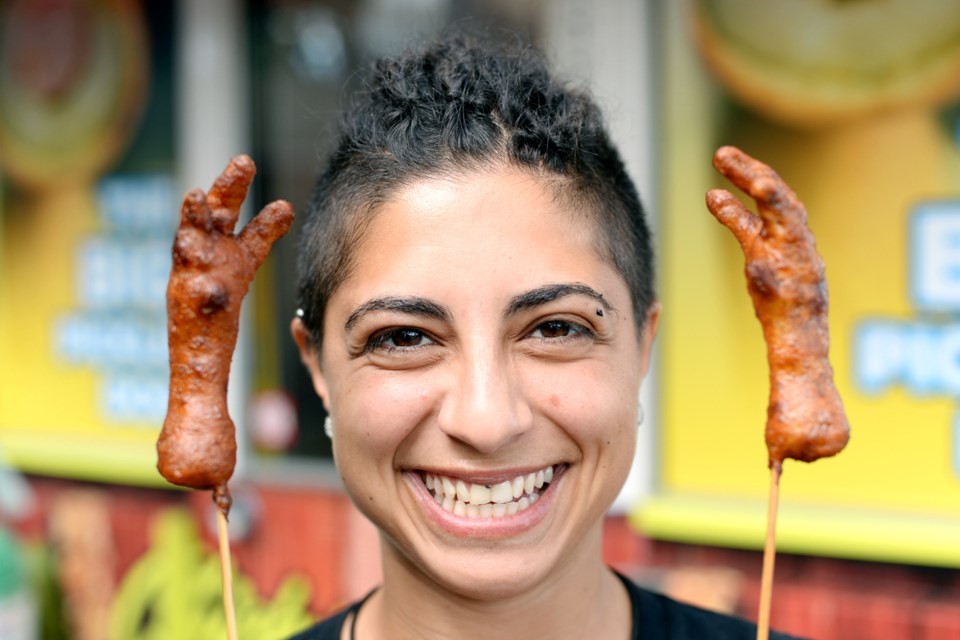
[217,505,239,640]
[757,460,782,640]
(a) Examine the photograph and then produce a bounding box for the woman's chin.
[408,547,561,602]
[385,520,594,604]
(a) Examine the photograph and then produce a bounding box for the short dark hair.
[296,31,655,347]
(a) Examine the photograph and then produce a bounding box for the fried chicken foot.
[705,146,849,467]
[157,155,294,515]
[707,146,849,640]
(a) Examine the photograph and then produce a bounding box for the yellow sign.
[0,1,169,486]
[0,179,173,486]
[635,2,960,567]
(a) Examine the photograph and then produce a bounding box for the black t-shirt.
[287,573,804,639]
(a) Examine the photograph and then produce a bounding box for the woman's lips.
[402,464,567,539]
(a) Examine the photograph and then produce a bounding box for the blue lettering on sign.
[103,375,169,423]
[853,200,960,478]
[97,175,177,235]
[53,175,176,424]
[911,202,960,312]
[77,239,170,309]
[54,313,167,370]
[855,320,960,396]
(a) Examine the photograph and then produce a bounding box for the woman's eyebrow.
[344,296,451,331]
[505,283,614,317]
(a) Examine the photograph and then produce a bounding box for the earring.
[324,415,333,439]
[637,403,645,426]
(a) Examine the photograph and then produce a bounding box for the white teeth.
[442,476,456,498]
[512,476,524,499]
[438,495,538,517]
[425,465,557,518]
[524,473,535,495]
[469,484,492,505]
[490,480,513,504]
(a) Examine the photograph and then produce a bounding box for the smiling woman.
[285,30,798,640]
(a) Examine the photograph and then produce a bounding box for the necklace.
[349,587,377,640]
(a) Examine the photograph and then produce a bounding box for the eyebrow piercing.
[596,308,604,317]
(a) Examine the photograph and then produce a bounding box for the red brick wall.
[604,516,960,639]
[14,476,960,638]
[15,476,357,616]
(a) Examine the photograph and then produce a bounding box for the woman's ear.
[637,302,661,379]
[291,317,331,411]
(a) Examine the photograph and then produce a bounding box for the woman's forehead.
[387,168,567,224]
[332,167,629,309]
[362,170,597,261]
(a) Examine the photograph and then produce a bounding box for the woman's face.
[295,166,658,599]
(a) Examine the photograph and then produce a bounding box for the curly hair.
[296,31,655,346]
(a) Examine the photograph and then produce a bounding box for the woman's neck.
[354,527,632,640]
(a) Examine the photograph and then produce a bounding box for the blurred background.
[1,0,960,638]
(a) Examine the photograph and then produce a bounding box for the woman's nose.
[436,347,533,453]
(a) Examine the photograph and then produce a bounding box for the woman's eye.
[368,327,434,351]
[530,319,590,340]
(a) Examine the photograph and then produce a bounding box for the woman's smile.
[403,463,566,537]
[296,165,657,598]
